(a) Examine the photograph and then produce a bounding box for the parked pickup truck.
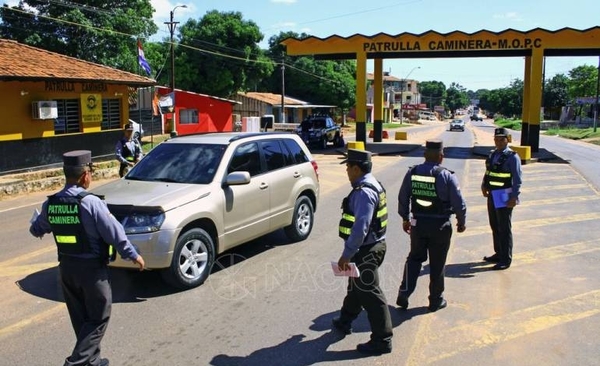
[297,114,344,149]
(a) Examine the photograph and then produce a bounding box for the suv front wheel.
[161,228,215,289]
[284,196,314,242]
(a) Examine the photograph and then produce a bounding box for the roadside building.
[0,39,155,174]
[149,86,240,136]
[232,92,336,125]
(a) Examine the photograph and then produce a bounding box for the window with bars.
[101,99,122,130]
[54,99,81,134]
[180,109,199,124]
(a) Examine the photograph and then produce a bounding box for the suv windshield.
[126,143,226,184]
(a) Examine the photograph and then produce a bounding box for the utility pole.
[594,56,599,132]
[165,5,187,137]
[280,53,285,124]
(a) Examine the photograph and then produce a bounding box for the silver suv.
[92,132,320,289]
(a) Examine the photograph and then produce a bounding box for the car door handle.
[259,182,269,190]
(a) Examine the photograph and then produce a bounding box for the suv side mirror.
[225,171,251,186]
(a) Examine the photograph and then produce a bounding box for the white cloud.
[271,0,298,4]
[493,12,524,21]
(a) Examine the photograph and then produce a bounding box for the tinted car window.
[127,143,225,184]
[261,140,287,171]
[228,142,263,176]
[282,138,308,164]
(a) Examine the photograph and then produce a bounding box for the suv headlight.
[122,209,165,234]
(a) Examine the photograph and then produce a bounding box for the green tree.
[567,64,598,99]
[445,82,469,112]
[260,31,356,110]
[175,10,274,98]
[0,1,157,72]
[543,73,569,119]
[418,81,446,108]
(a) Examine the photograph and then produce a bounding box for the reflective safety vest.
[120,139,140,162]
[47,192,115,261]
[410,166,452,216]
[339,182,388,240]
[483,150,515,190]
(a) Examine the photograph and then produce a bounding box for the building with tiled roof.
[232,92,336,124]
[0,39,156,173]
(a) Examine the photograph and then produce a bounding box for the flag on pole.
[137,39,152,76]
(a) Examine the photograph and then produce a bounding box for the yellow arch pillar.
[526,49,544,152]
[520,56,532,146]
[355,52,367,143]
[373,59,384,142]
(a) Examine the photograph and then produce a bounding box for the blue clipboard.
[491,188,512,208]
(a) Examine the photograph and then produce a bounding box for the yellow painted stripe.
[0,246,55,268]
[515,238,600,265]
[0,262,56,278]
[423,290,600,363]
[459,212,600,237]
[0,304,65,339]
[466,195,600,212]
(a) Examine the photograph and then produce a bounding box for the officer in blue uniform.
[332,149,393,355]
[115,123,143,177]
[481,128,522,270]
[29,150,145,366]
[396,140,467,312]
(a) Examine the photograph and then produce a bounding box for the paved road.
[1,120,600,365]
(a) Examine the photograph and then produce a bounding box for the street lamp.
[165,4,187,137]
[399,66,420,124]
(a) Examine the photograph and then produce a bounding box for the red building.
[155,86,240,135]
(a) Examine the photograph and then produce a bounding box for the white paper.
[331,261,360,278]
[30,208,40,224]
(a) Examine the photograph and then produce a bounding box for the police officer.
[29,150,145,366]
[115,123,143,177]
[481,128,522,270]
[396,140,467,312]
[332,149,393,355]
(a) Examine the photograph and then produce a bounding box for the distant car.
[128,119,145,140]
[470,114,483,122]
[297,115,344,149]
[92,132,320,289]
[449,119,465,131]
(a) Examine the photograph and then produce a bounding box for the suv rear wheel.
[284,196,314,242]
[161,228,215,289]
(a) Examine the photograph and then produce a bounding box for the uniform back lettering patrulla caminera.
[29,150,145,366]
[332,148,393,355]
[397,140,467,312]
[481,128,522,270]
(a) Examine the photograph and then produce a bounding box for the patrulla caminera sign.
[80,93,102,123]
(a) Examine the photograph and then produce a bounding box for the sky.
[5,0,599,91]
[147,0,600,91]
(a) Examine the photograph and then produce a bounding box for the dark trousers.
[119,163,129,178]
[487,196,513,265]
[339,241,393,343]
[398,218,452,304]
[59,261,112,366]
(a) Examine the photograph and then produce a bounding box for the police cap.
[494,128,508,137]
[425,140,444,151]
[340,149,372,164]
[63,150,92,167]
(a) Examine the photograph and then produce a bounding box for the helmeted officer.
[332,149,393,355]
[396,140,467,312]
[481,127,522,270]
[29,150,145,366]
[115,123,143,178]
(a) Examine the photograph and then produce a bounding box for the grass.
[495,118,522,131]
[341,121,414,133]
[545,127,600,145]
[141,134,170,154]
